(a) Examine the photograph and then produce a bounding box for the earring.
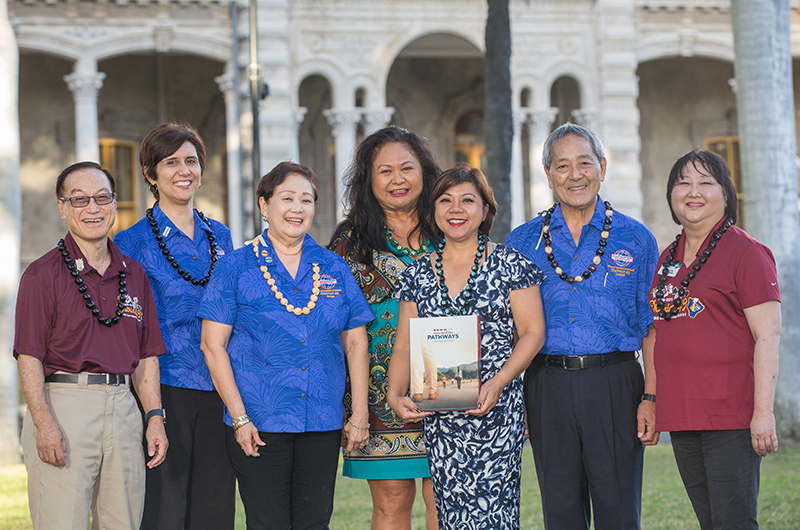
[262,215,267,222]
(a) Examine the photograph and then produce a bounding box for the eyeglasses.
[59,193,117,208]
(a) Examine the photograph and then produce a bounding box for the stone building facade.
[7,0,800,267]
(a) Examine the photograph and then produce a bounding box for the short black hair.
[55,161,116,199]
[666,149,737,225]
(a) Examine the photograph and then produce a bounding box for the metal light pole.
[248,0,262,237]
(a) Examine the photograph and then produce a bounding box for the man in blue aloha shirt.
[506,123,658,530]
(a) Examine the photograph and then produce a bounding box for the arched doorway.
[297,74,335,243]
[549,75,581,130]
[386,32,484,169]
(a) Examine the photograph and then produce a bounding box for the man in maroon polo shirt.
[14,161,168,530]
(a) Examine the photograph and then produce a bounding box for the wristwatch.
[641,393,656,403]
[145,408,167,423]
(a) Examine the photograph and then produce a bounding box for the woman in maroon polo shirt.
[644,149,780,529]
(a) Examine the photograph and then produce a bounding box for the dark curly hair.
[328,126,441,266]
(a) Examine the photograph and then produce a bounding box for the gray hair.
[542,123,605,169]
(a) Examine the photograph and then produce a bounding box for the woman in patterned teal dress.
[329,127,440,529]
[387,166,545,529]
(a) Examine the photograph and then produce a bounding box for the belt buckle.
[565,356,585,371]
[106,374,121,386]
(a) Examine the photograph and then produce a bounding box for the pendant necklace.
[252,237,321,316]
[542,201,613,284]
[435,234,486,316]
[654,217,732,321]
[59,239,127,327]
[147,207,219,286]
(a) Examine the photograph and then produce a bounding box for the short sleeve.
[197,253,240,326]
[735,241,780,309]
[502,246,544,291]
[394,262,421,303]
[13,271,53,361]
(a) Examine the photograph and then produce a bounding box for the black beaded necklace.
[146,207,218,286]
[654,217,732,321]
[58,239,127,327]
[542,201,613,284]
[435,234,486,316]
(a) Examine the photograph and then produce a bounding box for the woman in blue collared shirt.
[114,123,236,530]
[199,161,373,529]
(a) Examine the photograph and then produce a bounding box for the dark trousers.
[671,429,761,530]
[525,357,644,530]
[226,428,341,530]
[140,385,236,530]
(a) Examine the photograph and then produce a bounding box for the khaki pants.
[22,376,145,530]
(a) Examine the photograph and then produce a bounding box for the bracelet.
[641,393,656,403]
[347,418,370,430]
[232,413,252,431]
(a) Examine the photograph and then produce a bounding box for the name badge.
[666,263,682,277]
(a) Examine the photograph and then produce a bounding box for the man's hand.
[637,400,659,446]
[35,415,67,467]
[145,418,168,469]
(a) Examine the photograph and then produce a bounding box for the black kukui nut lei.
[543,201,613,284]
[655,217,732,321]
[59,239,126,327]
[146,207,218,286]
[435,234,486,316]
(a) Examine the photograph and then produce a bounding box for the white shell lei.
[252,237,321,315]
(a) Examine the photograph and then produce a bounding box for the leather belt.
[541,351,636,371]
[45,373,129,385]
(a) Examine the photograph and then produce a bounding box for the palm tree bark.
[732,0,800,443]
[484,0,512,241]
[0,0,22,463]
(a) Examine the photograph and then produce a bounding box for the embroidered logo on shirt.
[611,249,634,267]
[118,294,143,322]
[319,274,341,298]
[687,297,705,318]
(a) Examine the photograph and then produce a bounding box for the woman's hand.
[342,417,370,453]
[750,410,778,456]
[466,375,503,416]
[234,422,265,457]
[387,394,431,424]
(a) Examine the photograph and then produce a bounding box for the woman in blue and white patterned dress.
[387,165,546,529]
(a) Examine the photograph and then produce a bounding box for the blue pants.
[524,357,644,530]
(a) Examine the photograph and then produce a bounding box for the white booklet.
[409,314,481,412]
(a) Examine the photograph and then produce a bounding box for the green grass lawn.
[3,444,799,529]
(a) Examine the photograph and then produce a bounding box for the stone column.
[323,108,361,220]
[361,107,394,135]
[571,108,599,132]
[0,0,21,464]
[510,109,528,229]
[596,0,643,218]
[215,73,244,247]
[528,108,559,215]
[63,58,105,163]
[292,106,308,162]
